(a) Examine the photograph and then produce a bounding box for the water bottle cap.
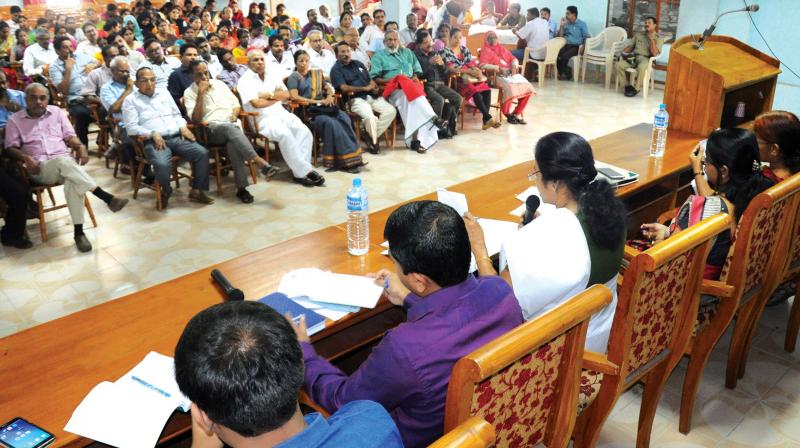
[659,103,666,110]
[353,178,362,187]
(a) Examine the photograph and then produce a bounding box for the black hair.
[218,19,232,30]
[293,49,308,64]
[193,36,208,45]
[179,42,198,55]
[53,35,72,51]
[103,17,121,32]
[340,11,352,22]
[374,9,386,17]
[207,32,219,40]
[143,37,159,50]
[436,22,451,38]
[645,15,657,24]
[334,40,350,55]
[274,14,290,24]
[188,58,207,72]
[268,34,283,47]
[415,29,430,45]
[236,27,249,39]
[10,6,20,14]
[360,12,371,19]
[705,128,776,220]
[384,200,471,287]
[36,18,49,27]
[449,26,461,38]
[541,7,551,14]
[535,132,627,251]
[101,44,117,60]
[0,22,9,30]
[174,301,303,438]
[82,21,96,32]
[307,8,315,17]
[136,66,153,80]
[385,20,399,30]
[567,5,578,16]
[276,3,285,10]
[527,7,539,18]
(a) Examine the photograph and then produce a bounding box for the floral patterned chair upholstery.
[783,175,800,352]
[679,174,800,434]
[573,213,733,448]
[443,285,612,448]
[430,416,496,448]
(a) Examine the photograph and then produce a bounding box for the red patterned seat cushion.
[693,299,720,336]
[578,370,603,412]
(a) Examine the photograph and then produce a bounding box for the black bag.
[308,104,340,117]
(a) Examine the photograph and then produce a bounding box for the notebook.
[258,292,328,336]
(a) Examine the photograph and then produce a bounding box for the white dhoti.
[256,110,314,178]
[388,90,439,150]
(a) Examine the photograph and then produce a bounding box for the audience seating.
[444,284,612,448]
[192,122,259,194]
[782,175,800,352]
[430,416,496,448]
[338,91,396,148]
[573,213,733,448]
[522,37,565,88]
[580,26,626,89]
[679,176,800,434]
[129,136,193,211]
[614,56,658,100]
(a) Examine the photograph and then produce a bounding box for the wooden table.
[0,123,703,447]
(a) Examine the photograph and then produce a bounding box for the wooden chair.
[233,88,280,168]
[782,174,800,352]
[521,37,565,88]
[191,122,258,195]
[46,77,68,109]
[338,91,396,148]
[444,284,612,448]
[14,151,98,242]
[614,56,658,100]
[88,103,111,159]
[430,416,495,448]
[679,175,800,434]
[572,213,732,448]
[447,73,496,130]
[129,136,193,211]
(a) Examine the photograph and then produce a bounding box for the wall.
[518,0,609,35]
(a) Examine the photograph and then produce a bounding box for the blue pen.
[384,276,390,290]
[131,376,172,398]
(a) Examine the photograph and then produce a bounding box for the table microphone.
[522,195,540,226]
[211,269,245,301]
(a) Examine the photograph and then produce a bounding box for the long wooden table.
[0,123,703,447]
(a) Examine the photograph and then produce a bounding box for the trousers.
[144,135,210,196]
[349,95,397,145]
[616,55,651,90]
[30,156,97,225]
[204,122,257,189]
[256,110,313,178]
[68,101,97,147]
[557,44,581,75]
[425,83,462,119]
[0,166,29,240]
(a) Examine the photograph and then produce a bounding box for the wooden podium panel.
[664,35,781,137]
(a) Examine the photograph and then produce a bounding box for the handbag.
[308,104,340,117]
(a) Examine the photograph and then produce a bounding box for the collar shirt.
[183,78,241,123]
[547,18,558,38]
[126,50,145,71]
[301,275,524,448]
[399,28,416,47]
[167,65,194,104]
[369,47,421,80]
[415,49,450,84]
[265,50,295,79]
[5,105,75,162]
[205,53,224,78]
[80,65,113,97]
[99,80,129,122]
[49,53,96,102]
[139,58,180,91]
[75,40,101,59]
[5,19,19,33]
[351,45,370,69]
[330,60,371,99]
[563,18,590,46]
[0,88,25,128]
[632,31,665,57]
[217,63,248,90]
[518,17,550,59]
[307,47,336,77]
[359,25,384,51]
[22,43,57,77]
[237,68,289,116]
[122,88,186,137]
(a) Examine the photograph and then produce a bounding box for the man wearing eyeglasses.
[139,38,180,90]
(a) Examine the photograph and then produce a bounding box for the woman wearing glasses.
[464,131,627,352]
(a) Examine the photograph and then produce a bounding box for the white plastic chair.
[581,26,627,88]
[522,37,566,87]
[614,56,657,99]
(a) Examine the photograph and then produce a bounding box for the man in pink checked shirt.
[3,83,129,253]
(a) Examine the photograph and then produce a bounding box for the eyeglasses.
[527,169,540,181]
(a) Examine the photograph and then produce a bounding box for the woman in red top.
[754,110,800,183]
[442,27,499,130]
[477,31,534,124]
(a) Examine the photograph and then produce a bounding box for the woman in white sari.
[464,132,627,352]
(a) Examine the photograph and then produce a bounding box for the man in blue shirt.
[541,7,558,38]
[174,300,403,448]
[556,5,590,80]
[0,70,24,140]
[49,35,100,148]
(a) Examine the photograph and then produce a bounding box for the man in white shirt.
[333,1,361,29]
[183,60,274,203]
[342,28,369,69]
[5,6,22,33]
[122,66,214,208]
[22,30,57,78]
[237,50,324,187]
[139,38,181,91]
[75,24,101,59]
[399,13,418,47]
[108,32,144,71]
[318,4,333,27]
[424,0,443,31]
[306,30,335,77]
[512,7,549,61]
[195,36,223,78]
[81,45,118,106]
[265,34,295,80]
[359,8,385,50]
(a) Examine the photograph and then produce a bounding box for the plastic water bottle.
[650,103,669,158]
[346,178,369,256]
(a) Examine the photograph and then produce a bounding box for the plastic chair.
[614,56,658,99]
[522,37,566,88]
[580,26,627,88]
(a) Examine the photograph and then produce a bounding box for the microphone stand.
[693,7,752,50]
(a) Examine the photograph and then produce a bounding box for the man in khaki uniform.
[617,16,664,97]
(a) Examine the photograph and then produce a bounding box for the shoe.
[236,188,254,203]
[506,115,520,124]
[189,190,215,204]
[1,237,33,249]
[516,117,528,125]
[293,175,317,187]
[307,171,325,186]
[75,234,92,252]
[410,139,426,154]
[365,139,379,154]
[431,117,447,129]
[492,120,501,128]
[482,119,497,130]
[108,197,128,212]
[260,164,279,178]
[161,193,170,209]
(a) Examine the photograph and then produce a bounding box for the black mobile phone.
[597,167,625,181]
[0,418,54,448]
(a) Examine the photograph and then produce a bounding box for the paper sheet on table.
[291,296,355,321]
[437,188,469,217]
[278,268,383,309]
[117,351,190,412]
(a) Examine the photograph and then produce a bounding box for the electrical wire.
[743,0,800,80]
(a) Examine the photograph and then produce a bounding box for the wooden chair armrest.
[582,350,620,376]
[623,245,640,262]
[239,111,260,117]
[700,279,736,299]
[298,390,330,418]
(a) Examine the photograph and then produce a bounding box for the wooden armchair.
[679,175,800,434]
[129,135,193,211]
[191,121,258,195]
[87,103,111,159]
[46,77,68,109]
[338,91,396,149]
[232,88,279,167]
[573,213,732,448]
[444,284,612,448]
[430,416,495,448]
[782,173,800,352]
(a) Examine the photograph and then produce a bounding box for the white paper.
[117,352,191,412]
[291,296,354,321]
[278,268,384,309]
[478,219,518,256]
[514,187,556,216]
[515,186,541,202]
[510,203,526,217]
[436,188,469,217]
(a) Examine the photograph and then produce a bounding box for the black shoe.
[506,115,521,124]
[365,139,379,154]
[1,237,33,249]
[624,85,634,94]
[261,164,279,178]
[236,187,254,203]
[307,171,325,186]
[625,88,639,97]
[293,175,317,187]
[75,234,92,252]
[161,193,170,209]
[431,117,447,130]
[410,139,426,153]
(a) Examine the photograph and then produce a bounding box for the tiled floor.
[2,78,798,446]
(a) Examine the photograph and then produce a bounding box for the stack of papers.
[277,268,384,310]
[65,352,191,448]
[259,292,328,336]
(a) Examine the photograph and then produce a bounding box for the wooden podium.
[663,35,781,136]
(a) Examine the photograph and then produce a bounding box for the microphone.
[211,269,245,301]
[697,4,758,48]
[522,195,540,226]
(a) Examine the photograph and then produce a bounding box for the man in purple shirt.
[217,49,247,90]
[4,83,128,252]
[292,200,524,447]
